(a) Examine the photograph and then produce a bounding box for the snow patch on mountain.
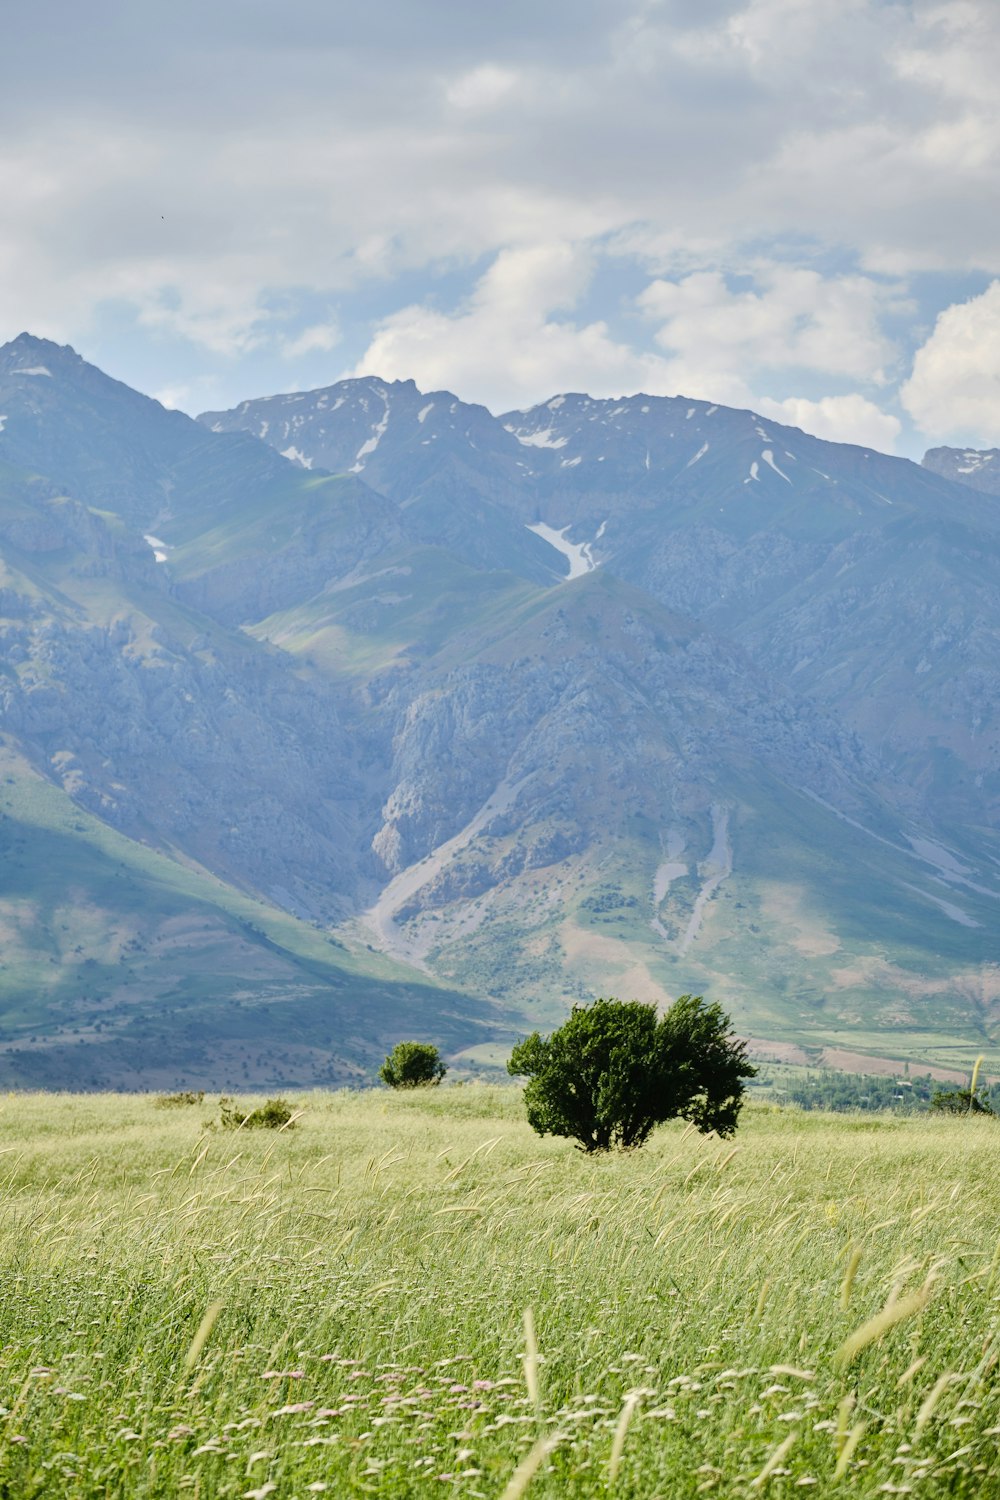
[506,425,569,450]
[761,449,792,483]
[351,393,390,471]
[958,451,996,474]
[526,522,599,580]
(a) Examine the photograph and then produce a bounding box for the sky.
[3,0,1000,457]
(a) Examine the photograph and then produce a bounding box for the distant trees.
[930,1087,995,1116]
[508,995,755,1152]
[380,1041,447,1089]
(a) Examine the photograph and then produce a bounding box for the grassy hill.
[0,1087,997,1495]
[0,752,510,1090]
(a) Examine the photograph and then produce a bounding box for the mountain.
[923,444,1000,497]
[200,377,557,581]
[0,338,510,1087]
[208,381,1000,833]
[198,375,1000,1075]
[0,334,996,1088]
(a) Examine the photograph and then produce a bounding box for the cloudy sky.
[3,0,1000,455]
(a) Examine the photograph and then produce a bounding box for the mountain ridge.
[0,333,997,1085]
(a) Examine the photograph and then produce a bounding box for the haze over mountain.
[0,332,997,1088]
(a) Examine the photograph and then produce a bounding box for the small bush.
[154,1090,205,1108]
[380,1041,447,1089]
[218,1096,295,1130]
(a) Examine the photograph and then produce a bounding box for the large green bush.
[379,1040,447,1089]
[508,994,755,1151]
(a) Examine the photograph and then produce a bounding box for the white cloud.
[636,267,896,405]
[151,383,192,410]
[3,2,1000,440]
[756,394,902,452]
[281,321,341,359]
[351,250,911,432]
[894,2,1000,108]
[351,243,676,411]
[445,64,519,111]
[900,281,1000,441]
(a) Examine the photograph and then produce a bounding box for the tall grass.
[0,1088,997,1495]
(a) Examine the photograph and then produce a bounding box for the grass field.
[1,1088,998,1497]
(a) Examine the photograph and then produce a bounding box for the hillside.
[0,333,997,1083]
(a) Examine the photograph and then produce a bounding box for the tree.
[929,1087,995,1116]
[507,995,755,1151]
[379,1040,447,1089]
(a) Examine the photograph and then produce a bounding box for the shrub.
[379,1041,447,1089]
[508,994,755,1152]
[218,1096,295,1129]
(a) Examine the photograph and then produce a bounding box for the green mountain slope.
[0,749,507,1090]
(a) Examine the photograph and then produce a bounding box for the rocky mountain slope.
[0,333,996,1086]
[923,444,1000,497]
[198,372,1000,1071]
[0,339,506,1086]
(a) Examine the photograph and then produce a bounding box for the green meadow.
[0,1088,998,1497]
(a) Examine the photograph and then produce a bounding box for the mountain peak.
[2,331,82,363]
[923,443,1000,497]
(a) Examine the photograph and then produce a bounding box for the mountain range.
[0,330,997,1089]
